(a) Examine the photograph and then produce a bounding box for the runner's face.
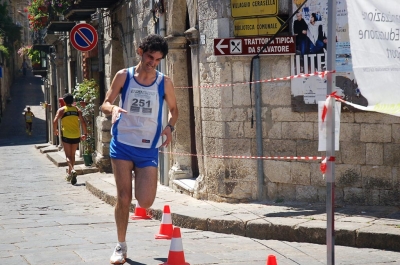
[140,50,164,72]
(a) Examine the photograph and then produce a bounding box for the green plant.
[73,79,100,155]
[18,45,32,57]
[82,130,95,155]
[0,44,9,58]
[0,3,22,48]
[73,79,99,102]
[27,49,41,64]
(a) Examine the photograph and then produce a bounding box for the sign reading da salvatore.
[231,0,278,18]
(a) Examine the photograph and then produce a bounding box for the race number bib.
[127,88,157,117]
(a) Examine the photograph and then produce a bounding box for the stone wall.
[193,0,400,205]
[93,0,400,205]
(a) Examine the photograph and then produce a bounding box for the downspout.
[50,46,60,146]
[254,57,264,201]
[159,5,169,186]
[98,9,105,104]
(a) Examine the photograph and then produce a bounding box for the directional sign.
[231,0,278,18]
[213,36,296,56]
[234,16,285,37]
[70,23,98,52]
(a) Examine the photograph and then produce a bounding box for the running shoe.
[65,173,72,182]
[110,244,127,264]
[71,170,77,185]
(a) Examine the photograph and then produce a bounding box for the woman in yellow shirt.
[53,93,88,185]
[24,106,35,135]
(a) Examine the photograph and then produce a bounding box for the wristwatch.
[166,124,174,132]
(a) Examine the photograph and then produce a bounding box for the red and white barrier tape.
[160,151,323,160]
[175,70,335,89]
[160,151,334,175]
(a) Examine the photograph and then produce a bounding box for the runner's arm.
[161,76,178,147]
[101,69,128,123]
[52,108,64,135]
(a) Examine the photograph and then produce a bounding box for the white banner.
[347,0,400,116]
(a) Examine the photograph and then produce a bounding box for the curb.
[84,177,400,251]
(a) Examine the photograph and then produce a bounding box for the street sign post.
[213,36,295,56]
[70,23,98,52]
[234,16,285,36]
[231,0,278,17]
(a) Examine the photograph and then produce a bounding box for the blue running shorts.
[110,137,159,168]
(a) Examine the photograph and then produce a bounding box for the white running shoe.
[71,170,77,185]
[110,244,127,264]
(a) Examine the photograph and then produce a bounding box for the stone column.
[165,35,193,181]
[184,28,207,199]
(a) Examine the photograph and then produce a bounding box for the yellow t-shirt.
[25,111,34,123]
[61,106,80,139]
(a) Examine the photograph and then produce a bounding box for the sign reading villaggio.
[234,16,284,36]
[231,0,278,18]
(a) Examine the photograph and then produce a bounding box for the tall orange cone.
[266,254,277,265]
[155,205,173,239]
[159,227,190,265]
[130,202,151,220]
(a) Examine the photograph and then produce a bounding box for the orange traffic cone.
[130,202,151,220]
[155,205,173,239]
[159,227,190,265]
[266,254,277,265]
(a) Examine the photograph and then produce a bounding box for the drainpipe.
[254,57,264,201]
[97,8,105,103]
[50,46,59,146]
[159,7,169,186]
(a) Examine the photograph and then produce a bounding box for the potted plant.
[51,0,72,15]
[27,0,49,31]
[27,49,41,69]
[73,79,100,166]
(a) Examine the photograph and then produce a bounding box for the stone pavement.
[36,145,400,253]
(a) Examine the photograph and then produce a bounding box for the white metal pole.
[326,0,337,264]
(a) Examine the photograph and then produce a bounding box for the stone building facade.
[44,0,400,206]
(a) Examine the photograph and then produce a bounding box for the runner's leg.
[63,142,78,174]
[134,166,158,208]
[112,159,133,242]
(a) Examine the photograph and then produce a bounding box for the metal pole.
[254,57,264,200]
[326,0,337,264]
[63,34,68,93]
[159,10,169,186]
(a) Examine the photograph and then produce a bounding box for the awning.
[74,0,116,9]
[47,21,76,32]
[31,44,52,53]
[65,9,96,21]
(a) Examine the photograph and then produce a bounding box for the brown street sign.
[213,36,296,56]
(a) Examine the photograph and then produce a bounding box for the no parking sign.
[70,23,98,52]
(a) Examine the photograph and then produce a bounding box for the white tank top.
[111,67,165,148]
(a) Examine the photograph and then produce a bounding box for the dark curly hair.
[63,93,74,104]
[139,34,168,58]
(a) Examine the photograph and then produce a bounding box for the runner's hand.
[111,106,127,124]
